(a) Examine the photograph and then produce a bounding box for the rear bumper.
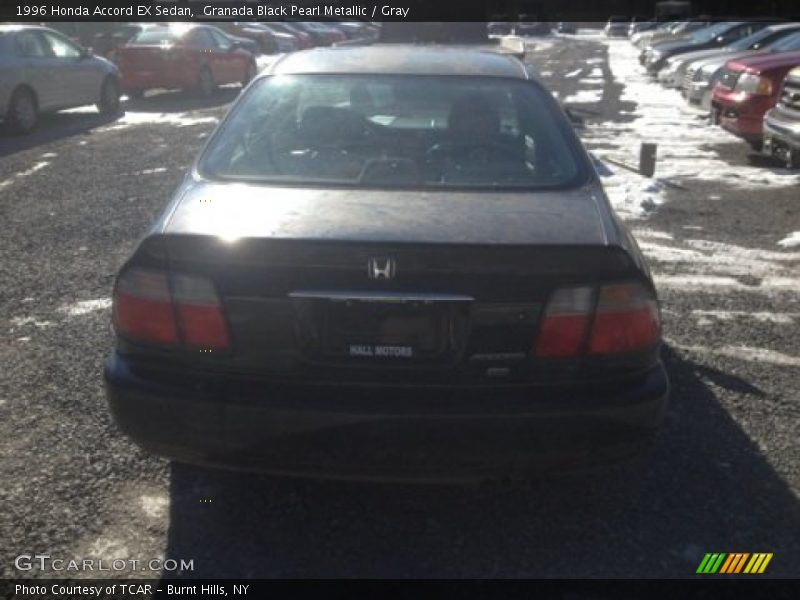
[105,353,669,482]
[121,70,195,93]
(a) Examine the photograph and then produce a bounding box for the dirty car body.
[105,46,669,482]
[763,66,800,168]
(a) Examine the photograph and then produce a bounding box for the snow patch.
[104,112,219,131]
[778,232,800,248]
[655,275,799,293]
[59,298,112,317]
[0,161,50,192]
[671,341,800,367]
[10,316,54,329]
[563,89,604,103]
[690,310,798,325]
[140,494,169,519]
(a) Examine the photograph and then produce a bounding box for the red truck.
[711,50,800,148]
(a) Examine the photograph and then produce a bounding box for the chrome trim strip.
[288,290,475,303]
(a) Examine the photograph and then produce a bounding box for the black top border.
[2,1,799,23]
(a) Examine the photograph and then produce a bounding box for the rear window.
[691,22,734,43]
[131,29,180,45]
[200,74,585,190]
[769,32,800,52]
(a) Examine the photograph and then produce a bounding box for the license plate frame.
[319,298,450,361]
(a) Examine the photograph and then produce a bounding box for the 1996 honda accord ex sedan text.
[105,46,669,482]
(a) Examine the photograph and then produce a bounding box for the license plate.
[320,300,446,359]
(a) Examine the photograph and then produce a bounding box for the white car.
[0,24,121,134]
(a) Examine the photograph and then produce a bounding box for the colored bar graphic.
[697,553,727,573]
[745,554,762,573]
[696,554,712,574]
[698,552,772,574]
[719,554,736,574]
[733,553,750,573]
[758,554,773,573]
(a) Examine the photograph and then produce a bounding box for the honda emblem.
[367,257,396,280]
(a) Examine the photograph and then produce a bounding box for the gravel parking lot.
[1,33,799,578]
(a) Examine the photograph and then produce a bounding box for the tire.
[96,77,121,115]
[6,87,38,134]
[197,66,215,98]
[242,61,257,87]
[787,148,800,170]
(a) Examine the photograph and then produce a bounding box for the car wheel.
[788,148,800,170]
[6,87,38,134]
[197,66,215,98]
[97,77,121,115]
[242,61,257,87]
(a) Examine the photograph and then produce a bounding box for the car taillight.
[113,268,230,351]
[535,287,593,358]
[172,274,230,350]
[114,269,178,346]
[534,282,660,358]
[587,283,660,355]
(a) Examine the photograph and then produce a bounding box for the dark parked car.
[105,46,668,482]
[556,22,578,35]
[516,21,551,36]
[292,22,346,46]
[763,66,800,168]
[644,21,773,75]
[215,22,287,54]
[605,16,630,37]
[487,22,513,36]
[264,22,313,49]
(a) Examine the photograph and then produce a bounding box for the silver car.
[0,24,121,134]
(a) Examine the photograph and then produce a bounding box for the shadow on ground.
[123,86,240,114]
[0,110,121,158]
[160,348,799,578]
[0,87,238,158]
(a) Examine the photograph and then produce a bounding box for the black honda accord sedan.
[105,46,668,482]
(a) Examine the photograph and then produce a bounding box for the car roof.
[0,24,49,34]
[266,45,530,79]
[767,22,800,31]
[727,49,800,71]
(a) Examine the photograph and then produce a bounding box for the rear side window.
[201,74,586,190]
[768,31,800,52]
[41,31,81,58]
[185,29,216,49]
[132,29,180,45]
[14,31,49,58]
[207,28,233,50]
